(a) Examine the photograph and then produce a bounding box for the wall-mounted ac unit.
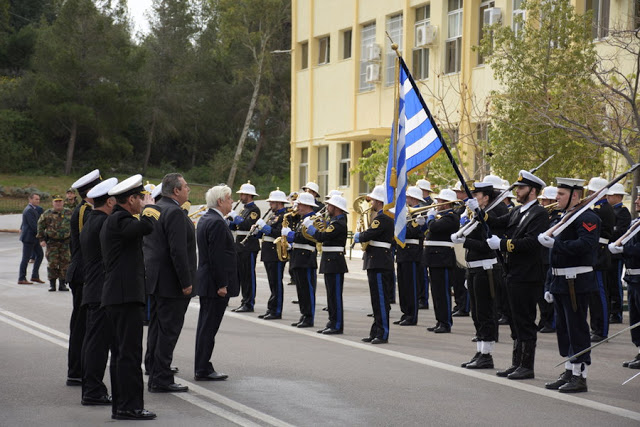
[364,43,381,61]
[365,63,380,82]
[415,23,437,47]
[483,7,502,26]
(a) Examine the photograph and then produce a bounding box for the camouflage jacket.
[37,208,72,242]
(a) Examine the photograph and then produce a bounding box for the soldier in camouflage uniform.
[64,188,79,211]
[37,195,72,291]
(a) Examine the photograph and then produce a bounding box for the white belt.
[292,243,316,252]
[626,268,640,275]
[599,238,609,245]
[424,240,454,248]
[262,236,275,243]
[552,266,593,279]
[236,231,250,236]
[404,239,420,245]
[322,246,344,253]
[369,241,392,249]
[467,258,498,270]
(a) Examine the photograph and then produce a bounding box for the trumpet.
[240,209,273,245]
[407,200,463,219]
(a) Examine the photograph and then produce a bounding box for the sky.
[127,0,153,36]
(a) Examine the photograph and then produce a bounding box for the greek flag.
[385,58,444,246]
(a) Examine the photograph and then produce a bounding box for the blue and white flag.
[385,58,444,246]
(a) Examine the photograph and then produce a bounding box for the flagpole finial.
[391,43,398,52]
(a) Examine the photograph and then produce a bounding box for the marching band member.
[537,186,560,334]
[302,181,324,211]
[416,179,433,310]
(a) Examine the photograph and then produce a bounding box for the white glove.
[544,291,554,304]
[302,217,314,228]
[463,279,468,290]
[426,208,437,218]
[227,210,238,220]
[608,242,624,254]
[281,227,291,236]
[256,218,266,229]
[415,216,426,226]
[486,235,501,250]
[450,232,465,244]
[465,198,479,212]
[537,233,555,248]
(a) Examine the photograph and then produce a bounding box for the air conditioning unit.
[415,23,437,47]
[365,63,380,82]
[483,7,502,26]
[364,43,381,61]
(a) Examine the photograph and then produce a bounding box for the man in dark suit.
[144,173,195,393]
[100,174,158,421]
[194,185,239,381]
[18,193,44,284]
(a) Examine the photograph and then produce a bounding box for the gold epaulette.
[142,207,161,221]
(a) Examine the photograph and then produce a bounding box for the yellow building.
[290,0,639,215]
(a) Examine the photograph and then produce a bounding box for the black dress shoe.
[466,353,494,369]
[371,337,388,344]
[194,371,228,381]
[507,367,534,380]
[590,333,606,343]
[471,336,478,342]
[361,337,373,342]
[322,328,343,335]
[427,323,440,332]
[461,352,480,368]
[149,383,188,393]
[263,314,281,320]
[81,395,112,406]
[317,328,329,334]
[258,313,269,319]
[113,409,157,420]
[66,377,82,386]
[291,321,300,327]
[292,300,299,304]
[234,305,254,313]
[418,303,429,310]
[609,315,623,324]
[628,359,640,369]
[558,375,587,393]
[545,370,572,390]
[498,316,509,325]
[452,310,469,317]
[398,319,416,326]
[496,366,517,377]
[539,326,556,333]
[297,322,313,328]
[623,354,640,367]
[433,325,451,333]
[367,313,374,317]
[393,320,402,325]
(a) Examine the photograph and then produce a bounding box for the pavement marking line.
[192,302,640,423]
[0,307,291,427]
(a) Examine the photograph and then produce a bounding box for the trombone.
[188,205,207,218]
[407,200,463,219]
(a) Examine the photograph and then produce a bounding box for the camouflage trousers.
[45,241,70,280]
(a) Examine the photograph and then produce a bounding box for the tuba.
[352,195,372,250]
[274,208,297,261]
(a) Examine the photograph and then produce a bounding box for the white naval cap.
[435,188,458,202]
[538,186,558,200]
[406,186,426,203]
[367,185,386,203]
[296,192,318,207]
[556,177,585,189]
[87,177,118,199]
[108,174,147,197]
[326,195,348,213]
[236,181,258,196]
[607,183,628,196]
[472,182,494,193]
[267,188,288,203]
[302,181,320,195]
[144,182,156,193]
[587,177,608,192]
[514,170,546,189]
[416,179,433,192]
[482,174,504,189]
[71,169,101,192]
[151,183,163,200]
[325,189,343,200]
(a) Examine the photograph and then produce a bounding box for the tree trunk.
[246,113,267,173]
[64,119,77,175]
[143,110,157,175]
[227,53,264,189]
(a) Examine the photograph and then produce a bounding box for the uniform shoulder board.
[372,219,380,229]
[326,225,335,233]
[250,212,258,220]
[142,207,161,221]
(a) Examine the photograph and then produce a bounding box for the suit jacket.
[19,204,41,243]
[196,209,239,298]
[66,200,93,283]
[80,210,109,306]
[100,204,157,306]
[143,197,197,298]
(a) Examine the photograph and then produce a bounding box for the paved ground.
[1,228,639,426]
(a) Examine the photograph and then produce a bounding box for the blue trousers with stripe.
[554,292,591,365]
[264,261,285,316]
[238,251,258,309]
[323,273,344,331]
[419,266,430,308]
[607,259,624,321]
[588,270,609,337]
[292,267,316,323]
[428,267,453,327]
[367,269,392,340]
[397,262,419,324]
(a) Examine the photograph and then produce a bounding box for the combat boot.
[558,375,587,393]
[466,353,494,369]
[49,280,57,292]
[58,279,69,291]
[461,352,480,368]
[508,341,535,380]
[545,370,572,390]
[497,340,521,377]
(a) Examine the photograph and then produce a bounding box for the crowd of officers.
[49,167,640,421]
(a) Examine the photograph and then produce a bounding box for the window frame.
[299,148,308,189]
[412,4,431,80]
[318,36,330,65]
[317,146,329,198]
[359,22,377,92]
[300,41,309,70]
[342,29,352,60]
[385,13,403,87]
[445,0,463,74]
[339,143,351,188]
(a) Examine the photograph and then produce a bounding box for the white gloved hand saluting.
[256,218,266,229]
[465,198,479,212]
[302,217,314,228]
[486,235,501,250]
[544,291,554,304]
[450,233,465,245]
[608,242,624,255]
[281,227,292,236]
[537,233,555,249]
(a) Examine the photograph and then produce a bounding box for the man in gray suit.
[18,193,44,284]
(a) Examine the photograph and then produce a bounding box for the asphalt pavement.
[1,229,639,426]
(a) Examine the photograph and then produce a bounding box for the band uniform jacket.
[358,210,394,271]
[546,209,600,294]
[313,214,348,274]
[80,210,109,306]
[66,200,93,283]
[610,202,631,263]
[592,200,615,270]
[143,198,196,298]
[396,216,423,264]
[622,222,640,286]
[19,204,41,244]
[259,208,285,263]
[289,212,318,270]
[196,209,240,298]
[231,202,260,253]
[423,209,460,268]
[463,209,500,266]
[100,204,158,306]
[487,201,549,283]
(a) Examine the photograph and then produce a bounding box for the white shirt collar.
[213,208,224,218]
[519,199,537,213]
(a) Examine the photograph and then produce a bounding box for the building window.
[342,29,352,59]
[636,0,640,29]
[512,0,525,38]
[359,22,376,92]
[446,0,463,74]
[300,41,308,70]
[385,14,403,86]
[478,1,495,65]
[317,146,329,198]
[339,143,351,187]
[359,141,372,194]
[413,5,431,80]
[586,0,610,39]
[299,148,308,189]
[318,36,330,65]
